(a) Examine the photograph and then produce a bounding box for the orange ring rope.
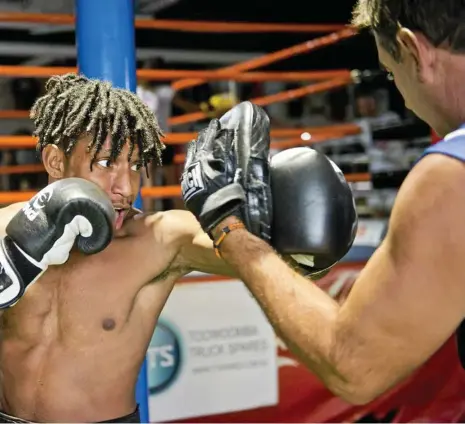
[169,77,352,126]
[0,127,362,176]
[347,173,371,183]
[0,71,354,123]
[139,69,352,82]
[270,123,361,137]
[0,33,357,127]
[0,12,348,34]
[172,130,361,164]
[0,164,43,175]
[0,172,370,204]
[0,133,356,175]
[0,192,36,203]
[0,65,75,78]
[171,28,357,92]
[0,15,367,206]
[253,77,352,106]
[0,110,29,119]
[159,124,362,144]
[0,136,38,149]
[0,65,350,82]
[135,21,348,34]
[0,123,361,148]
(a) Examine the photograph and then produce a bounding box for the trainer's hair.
[31,73,165,168]
[352,0,465,61]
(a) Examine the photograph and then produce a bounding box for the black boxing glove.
[219,101,272,242]
[181,119,246,235]
[270,147,358,276]
[0,178,115,308]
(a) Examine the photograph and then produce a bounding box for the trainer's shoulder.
[444,127,465,142]
[409,152,465,196]
[390,153,465,236]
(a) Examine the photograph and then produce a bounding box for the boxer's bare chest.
[1,234,178,347]
[0,236,183,420]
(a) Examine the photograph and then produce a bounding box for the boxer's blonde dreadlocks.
[31,73,165,168]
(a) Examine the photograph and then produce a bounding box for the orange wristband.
[213,222,246,258]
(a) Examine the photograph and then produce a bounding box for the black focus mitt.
[180,101,273,242]
[270,147,358,276]
[219,101,272,242]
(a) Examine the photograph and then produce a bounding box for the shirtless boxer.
[181,0,465,407]
[0,74,256,424]
[0,75,356,423]
[0,73,235,424]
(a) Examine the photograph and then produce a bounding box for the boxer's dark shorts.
[0,405,141,423]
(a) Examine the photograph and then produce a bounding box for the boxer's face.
[375,29,450,135]
[42,134,144,229]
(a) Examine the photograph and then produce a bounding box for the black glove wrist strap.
[2,237,43,290]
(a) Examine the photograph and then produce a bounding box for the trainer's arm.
[213,154,465,405]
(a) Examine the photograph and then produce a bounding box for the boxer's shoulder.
[0,202,27,217]
[155,209,203,242]
[114,209,201,278]
[120,209,200,245]
[0,202,27,236]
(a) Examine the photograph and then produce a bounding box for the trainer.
[180,0,465,405]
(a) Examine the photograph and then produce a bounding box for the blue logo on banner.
[147,321,181,394]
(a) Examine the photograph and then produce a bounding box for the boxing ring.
[0,2,463,423]
[0,6,369,204]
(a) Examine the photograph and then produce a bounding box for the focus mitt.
[181,101,273,242]
[219,101,272,242]
[270,147,358,276]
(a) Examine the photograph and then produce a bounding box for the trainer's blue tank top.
[417,125,465,369]
[419,126,465,162]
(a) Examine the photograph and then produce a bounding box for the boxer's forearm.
[173,228,240,278]
[183,230,240,278]
[218,226,364,403]
[160,210,239,278]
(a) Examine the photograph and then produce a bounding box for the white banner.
[353,218,387,247]
[147,280,278,422]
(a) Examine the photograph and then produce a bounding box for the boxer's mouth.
[114,207,128,230]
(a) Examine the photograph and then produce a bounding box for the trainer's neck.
[437,54,465,135]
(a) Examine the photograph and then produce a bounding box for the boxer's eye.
[130,162,142,172]
[97,159,112,168]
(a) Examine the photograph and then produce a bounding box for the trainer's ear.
[42,144,66,179]
[397,27,435,84]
